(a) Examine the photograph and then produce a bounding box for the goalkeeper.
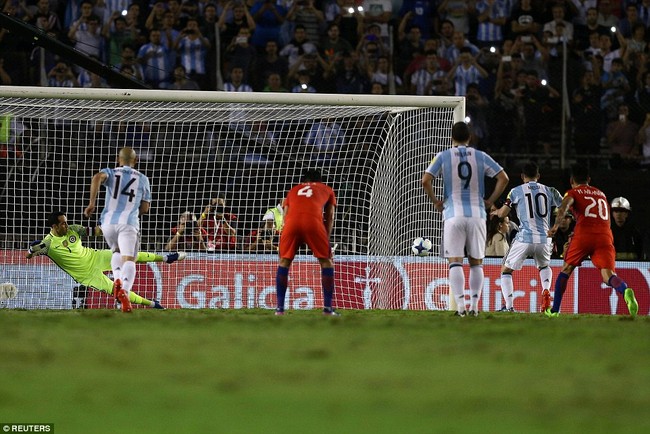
[26,211,186,309]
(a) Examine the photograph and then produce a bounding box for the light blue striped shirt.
[100,166,151,227]
[507,182,563,244]
[426,145,503,220]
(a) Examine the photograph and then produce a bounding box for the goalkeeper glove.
[27,240,47,257]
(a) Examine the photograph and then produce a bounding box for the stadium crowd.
[0,0,649,257]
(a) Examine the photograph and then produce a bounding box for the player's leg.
[444,218,468,316]
[536,242,554,312]
[305,226,338,315]
[594,244,637,317]
[85,275,154,307]
[275,226,298,315]
[500,240,528,311]
[466,217,487,315]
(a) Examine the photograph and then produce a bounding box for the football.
[0,282,18,300]
[411,237,432,256]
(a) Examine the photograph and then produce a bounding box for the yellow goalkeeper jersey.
[41,225,100,283]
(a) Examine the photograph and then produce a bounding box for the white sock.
[449,263,466,313]
[501,273,514,309]
[121,261,136,294]
[469,265,484,312]
[111,252,123,282]
[539,266,553,291]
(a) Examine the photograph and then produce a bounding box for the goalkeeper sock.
[469,265,483,312]
[121,260,136,293]
[129,291,152,306]
[500,273,514,309]
[322,267,334,308]
[608,275,628,295]
[539,266,553,291]
[276,266,289,310]
[137,252,163,263]
[111,252,123,281]
[551,272,570,313]
[449,263,465,313]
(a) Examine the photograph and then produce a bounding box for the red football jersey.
[567,185,612,237]
[284,182,336,222]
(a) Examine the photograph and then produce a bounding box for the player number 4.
[297,185,313,197]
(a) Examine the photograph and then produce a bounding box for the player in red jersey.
[546,164,638,317]
[275,169,339,316]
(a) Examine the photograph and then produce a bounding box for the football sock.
[121,260,136,293]
[322,267,334,308]
[551,272,570,312]
[129,291,152,306]
[608,275,627,295]
[469,265,483,312]
[276,266,289,310]
[137,252,163,262]
[500,273,514,309]
[539,266,553,291]
[449,263,465,312]
[111,252,123,281]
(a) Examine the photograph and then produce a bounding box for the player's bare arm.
[491,199,512,218]
[484,170,509,209]
[139,200,150,216]
[84,171,108,218]
[421,172,443,211]
[548,196,574,237]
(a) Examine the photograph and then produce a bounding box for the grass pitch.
[1,309,649,434]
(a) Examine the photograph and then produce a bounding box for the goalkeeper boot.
[624,288,638,317]
[113,279,132,313]
[152,300,165,310]
[322,307,341,316]
[541,289,552,313]
[164,252,187,264]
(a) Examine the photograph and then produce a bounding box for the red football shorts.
[279,217,330,260]
[564,233,616,270]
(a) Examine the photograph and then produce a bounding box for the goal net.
[0,87,464,311]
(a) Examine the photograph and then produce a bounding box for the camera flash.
[121,9,128,16]
[490,46,496,53]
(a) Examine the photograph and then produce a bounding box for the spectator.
[617,4,642,38]
[637,111,650,168]
[320,23,354,67]
[224,26,258,81]
[27,0,62,35]
[465,82,490,149]
[598,32,624,73]
[68,14,105,61]
[396,23,424,78]
[47,61,79,87]
[106,14,138,67]
[174,17,212,89]
[197,196,238,251]
[279,24,318,69]
[368,55,402,92]
[437,0,474,37]
[610,196,644,260]
[568,0,597,27]
[253,40,289,91]
[336,0,364,47]
[520,69,560,156]
[543,3,575,44]
[160,10,182,51]
[489,60,523,160]
[291,69,317,92]
[170,65,200,89]
[574,7,610,52]
[600,57,630,120]
[509,0,542,40]
[485,215,510,257]
[305,118,345,165]
[571,69,603,165]
[165,211,209,251]
[443,30,480,66]
[551,209,574,259]
[361,0,393,45]
[639,0,650,27]
[605,103,640,168]
[223,66,254,91]
[285,0,325,48]
[218,1,256,53]
[137,29,173,89]
[250,0,287,49]
[410,50,448,95]
[437,19,456,53]
[447,46,488,96]
[398,1,436,41]
[334,51,366,93]
[145,1,167,31]
[474,0,509,49]
[0,58,12,85]
[597,0,619,28]
[618,23,647,60]
[287,52,333,92]
[515,35,550,81]
[114,44,145,82]
[263,72,288,92]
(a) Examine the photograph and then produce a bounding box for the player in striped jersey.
[84,147,151,313]
[422,122,509,316]
[491,162,563,312]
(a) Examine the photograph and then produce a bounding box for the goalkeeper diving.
[26,211,186,309]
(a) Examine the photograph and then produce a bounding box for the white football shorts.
[443,216,486,259]
[503,239,553,270]
[101,224,140,257]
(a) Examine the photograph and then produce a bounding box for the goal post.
[0,86,464,311]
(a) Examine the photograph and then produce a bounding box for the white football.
[412,237,433,256]
[0,282,18,300]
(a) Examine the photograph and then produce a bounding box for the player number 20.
[584,196,609,221]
